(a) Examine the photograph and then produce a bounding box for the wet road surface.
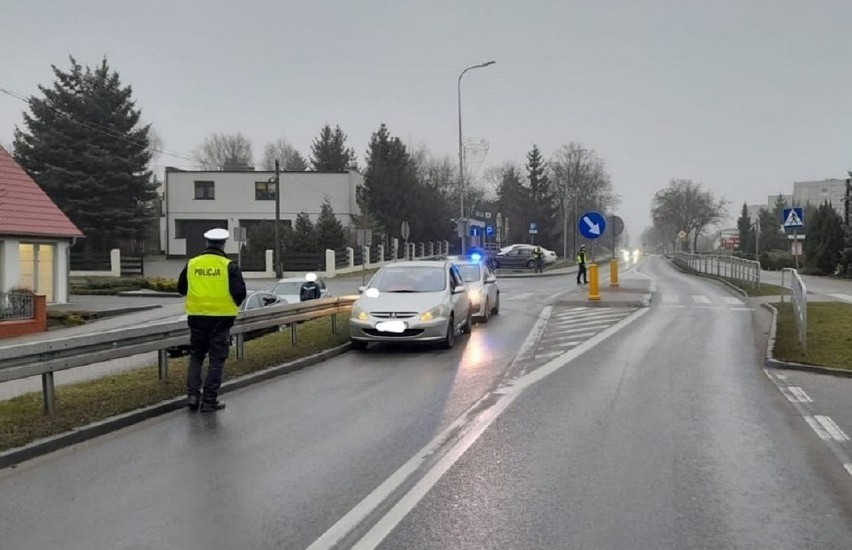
[2,257,851,549]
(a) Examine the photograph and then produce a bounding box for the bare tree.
[550,143,614,257]
[193,132,254,170]
[262,138,307,171]
[651,179,727,251]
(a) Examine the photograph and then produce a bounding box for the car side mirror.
[358,286,366,294]
[452,285,466,295]
[485,275,496,284]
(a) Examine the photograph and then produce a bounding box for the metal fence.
[780,268,808,352]
[0,296,357,414]
[0,291,34,321]
[673,253,761,288]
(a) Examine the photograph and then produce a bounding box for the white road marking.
[723,297,744,305]
[805,416,833,440]
[845,464,852,479]
[691,295,711,304]
[313,308,650,550]
[815,416,850,442]
[788,386,813,403]
[660,305,687,309]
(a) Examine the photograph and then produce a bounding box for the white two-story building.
[160,168,363,257]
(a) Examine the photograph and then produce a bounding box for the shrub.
[759,250,797,271]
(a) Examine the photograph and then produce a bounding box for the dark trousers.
[577,264,587,284]
[186,316,234,402]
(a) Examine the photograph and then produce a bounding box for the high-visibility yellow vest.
[185,254,238,316]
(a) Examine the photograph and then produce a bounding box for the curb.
[116,290,182,298]
[0,343,351,470]
[760,302,852,378]
[496,270,574,279]
[47,304,163,319]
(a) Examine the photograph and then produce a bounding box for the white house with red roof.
[0,146,83,303]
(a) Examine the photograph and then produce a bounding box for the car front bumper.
[349,316,449,342]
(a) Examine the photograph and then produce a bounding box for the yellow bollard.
[588,263,600,301]
[610,258,619,288]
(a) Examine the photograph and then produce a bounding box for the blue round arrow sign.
[579,211,606,240]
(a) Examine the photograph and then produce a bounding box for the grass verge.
[0,317,349,452]
[773,302,852,371]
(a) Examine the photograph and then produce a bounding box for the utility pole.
[274,159,282,278]
[754,216,760,261]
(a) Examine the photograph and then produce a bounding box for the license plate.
[375,320,407,333]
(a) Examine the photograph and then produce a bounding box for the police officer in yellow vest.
[178,228,247,412]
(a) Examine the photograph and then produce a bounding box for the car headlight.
[420,304,446,321]
[467,289,481,302]
[351,304,369,321]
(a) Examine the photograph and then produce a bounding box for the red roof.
[0,147,83,238]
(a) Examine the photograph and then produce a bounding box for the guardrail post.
[235,333,245,360]
[291,322,299,345]
[42,372,56,414]
[157,349,169,380]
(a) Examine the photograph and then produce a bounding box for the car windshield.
[457,264,481,282]
[369,267,446,292]
[272,282,303,295]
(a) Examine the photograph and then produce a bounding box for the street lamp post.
[272,160,282,278]
[458,60,495,254]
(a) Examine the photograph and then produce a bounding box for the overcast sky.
[3,0,851,242]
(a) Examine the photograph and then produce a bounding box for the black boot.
[186,394,200,411]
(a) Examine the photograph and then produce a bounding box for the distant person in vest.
[576,244,588,285]
[178,228,247,412]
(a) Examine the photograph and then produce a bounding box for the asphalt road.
[2,257,851,549]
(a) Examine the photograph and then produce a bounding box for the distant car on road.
[166,291,285,358]
[499,244,557,264]
[271,276,329,303]
[349,260,472,349]
[450,256,500,323]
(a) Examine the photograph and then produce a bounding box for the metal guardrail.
[780,268,807,352]
[0,291,34,321]
[0,296,357,414]
[673,253,761,288]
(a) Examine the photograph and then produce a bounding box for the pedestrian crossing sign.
[782,207,804,229]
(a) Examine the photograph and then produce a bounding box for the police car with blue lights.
[447,250,500,323]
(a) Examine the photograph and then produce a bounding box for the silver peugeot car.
[349,260,472,349]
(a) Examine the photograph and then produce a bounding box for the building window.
[175,220,186,239]
[194,180,215,200]
[255,181,277,200]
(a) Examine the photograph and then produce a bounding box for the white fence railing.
[673,253,761,288]
[780,268,807,352]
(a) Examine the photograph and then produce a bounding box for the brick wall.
[0,295,47,339]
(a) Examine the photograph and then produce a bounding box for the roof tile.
[0,147,83,238]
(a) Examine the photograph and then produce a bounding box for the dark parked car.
[166,291,285,357]
[492,247,537,269]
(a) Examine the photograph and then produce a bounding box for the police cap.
[203,228,230,241]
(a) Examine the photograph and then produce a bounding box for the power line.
[0,85,198,164]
